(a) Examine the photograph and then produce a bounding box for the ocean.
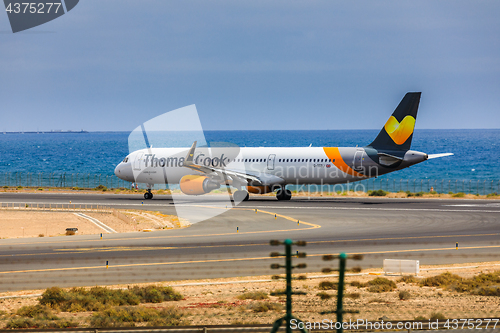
[0,129,498,192]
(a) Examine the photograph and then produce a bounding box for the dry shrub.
[350,281,363,287]
[398,291,411,300]
[237,291,268,300]
[420,272,462,287]
[316,292,333,300]
[430,312,447,320]
[270,289,286,296]
[318,281,337,290]
[16,305,58,320]
[398,275,419,284]
[475,287,500,296]
[90,306,187,327]
[246,302,283,313]
[420,271,500,296]
[366,277,396,293]
[345,293,361,299]
[39,285,182,312]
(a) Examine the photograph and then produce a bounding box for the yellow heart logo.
[384,115,415,145]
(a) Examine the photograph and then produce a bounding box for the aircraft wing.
[427,153,454,159]
[183,141,284,186]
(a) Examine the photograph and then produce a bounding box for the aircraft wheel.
[144,192,153,200]
[276,188,292,201]
[233,190,249,202]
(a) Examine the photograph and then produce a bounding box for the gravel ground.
[0,261,499,327]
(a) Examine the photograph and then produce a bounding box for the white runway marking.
[74,213,116,233]
[183,204,500,214]
[444,203,500,207]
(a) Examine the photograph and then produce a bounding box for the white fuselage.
[115,146,428,187]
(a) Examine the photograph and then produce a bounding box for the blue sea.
[0,129,498,183]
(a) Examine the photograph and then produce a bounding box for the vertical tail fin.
[368,92,421,151]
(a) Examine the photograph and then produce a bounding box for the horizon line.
[1,128,500,133]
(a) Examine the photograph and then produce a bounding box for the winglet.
[184,141,197,166]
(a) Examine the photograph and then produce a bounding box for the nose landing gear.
[144,189,153,200]
[144,184,154,200]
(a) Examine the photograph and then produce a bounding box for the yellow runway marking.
[306,232,500,245]
[53,246,176,253]
[1,231,498,258]
[2,244,499,275]
[0,207,320,247]
[309,244,500,257]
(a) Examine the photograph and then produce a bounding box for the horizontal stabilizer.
[428,153,454,159]
[377,152,403,166]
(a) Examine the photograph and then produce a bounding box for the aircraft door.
[353,150,365,172]
[267,154,276,170]
[134,152,144,171]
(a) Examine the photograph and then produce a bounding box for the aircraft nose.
[115,163,134,182]
[114,164,121,177]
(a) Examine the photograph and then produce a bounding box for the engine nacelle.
[180,175,220,195]
[247,186,273,194]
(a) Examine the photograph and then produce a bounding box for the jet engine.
[247,186,273,194]
[180,175,220,195]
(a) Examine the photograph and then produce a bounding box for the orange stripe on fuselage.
[323,147,367,178]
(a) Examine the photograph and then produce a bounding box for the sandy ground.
[0,262,499,326]
[0,210,185,239]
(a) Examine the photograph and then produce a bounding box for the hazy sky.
[1,1,499,131]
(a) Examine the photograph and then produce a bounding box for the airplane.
[114,92,453,201]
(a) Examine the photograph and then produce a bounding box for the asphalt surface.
[1,192,500,291]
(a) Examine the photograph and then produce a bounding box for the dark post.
[270,239,308,333]
[337,253,346,333]
[284,239,292,331]
[321,253,363,333]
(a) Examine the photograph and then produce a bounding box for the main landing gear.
[276,188,292,201]
[144,187,153,200]
[233,190,249,202]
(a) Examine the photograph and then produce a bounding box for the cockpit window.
[123,157,129,163]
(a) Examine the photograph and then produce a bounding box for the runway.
[1,192,500,291]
